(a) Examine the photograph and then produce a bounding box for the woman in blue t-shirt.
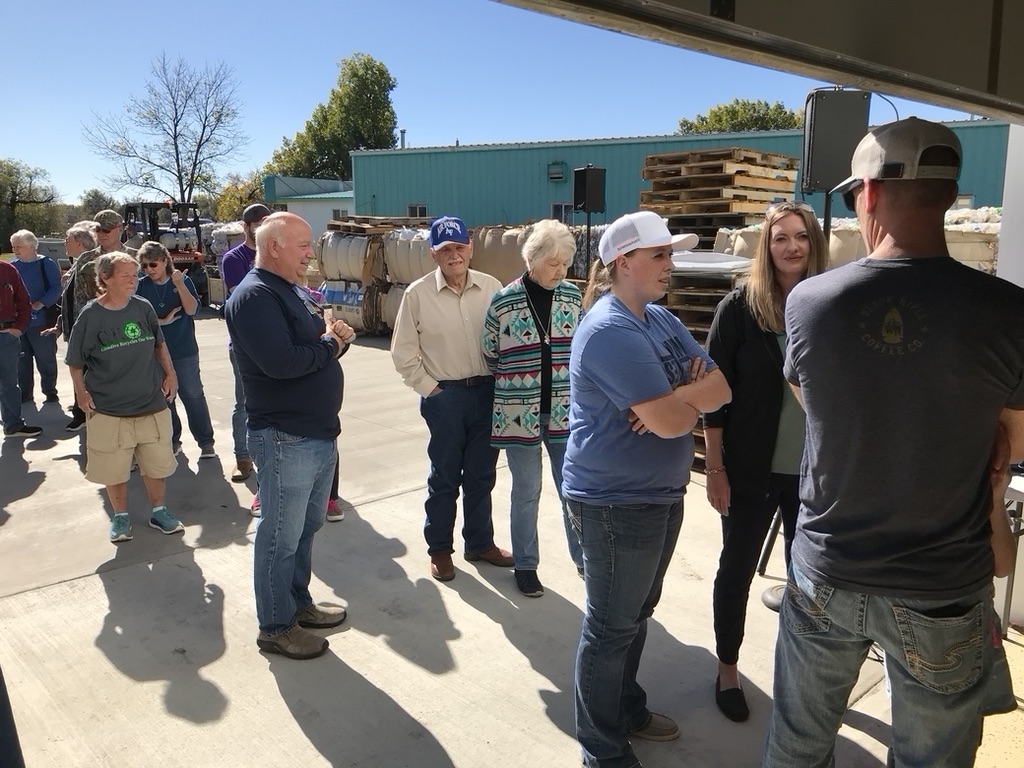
[563,211,731,767]
[136,241,216,459]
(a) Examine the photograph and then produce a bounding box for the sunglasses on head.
[765,200,815,216]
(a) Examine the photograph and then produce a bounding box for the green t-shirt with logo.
[65,295,168,416]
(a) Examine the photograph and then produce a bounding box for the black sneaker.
[44,394,60,404]
[66,414,86,432]
[514,569,544,598]
[4,424,42,438]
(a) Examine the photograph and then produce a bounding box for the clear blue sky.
[4,0,966,205]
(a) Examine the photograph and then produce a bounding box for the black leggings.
[712,472,799,665]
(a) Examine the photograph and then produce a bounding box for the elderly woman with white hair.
[482,219,583,597]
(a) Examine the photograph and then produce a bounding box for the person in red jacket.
[0,260,42,438]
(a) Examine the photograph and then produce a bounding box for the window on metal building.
[551,202,574,224]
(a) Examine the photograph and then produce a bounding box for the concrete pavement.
[0,308,1020,767]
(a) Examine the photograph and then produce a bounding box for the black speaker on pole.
[573,166,606,213]
[801,89,871,193]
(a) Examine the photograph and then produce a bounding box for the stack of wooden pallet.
[327,214,433,235]
[640,146,799,249]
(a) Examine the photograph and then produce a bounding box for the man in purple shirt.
[222,203,272,482]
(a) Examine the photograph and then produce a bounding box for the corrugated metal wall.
[351,121,1008,227]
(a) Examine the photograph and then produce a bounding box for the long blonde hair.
[582,258,621,311]
[744,202,829,332]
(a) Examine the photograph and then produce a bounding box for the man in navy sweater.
[226,212,356,660]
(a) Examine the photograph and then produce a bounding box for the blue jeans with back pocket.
[762,564,998,768]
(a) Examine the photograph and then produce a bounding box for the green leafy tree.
[266,53,397,180]
[78,188,120,217]
[215,171,265,222]
[0,159,61,246]
[84,54,249,204]
[677,99,802,134]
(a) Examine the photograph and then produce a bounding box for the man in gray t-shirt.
[763,118,1024,768]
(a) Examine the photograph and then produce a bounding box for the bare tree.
[84,54,249,204]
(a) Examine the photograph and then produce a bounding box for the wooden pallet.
[642,199,768,215]
[327,215,432,234]
[662,212,764,249]
[648,169,796,193]
[642,186,793,206]
[644,147,799,170]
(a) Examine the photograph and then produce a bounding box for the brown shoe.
[430,552,456,582]
[295,603,347,629]
[256,624,328,660]
[231,458,253,482]
[464,545,514,567]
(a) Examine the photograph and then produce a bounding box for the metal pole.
[823,192,833,243]
[586,210,592,266]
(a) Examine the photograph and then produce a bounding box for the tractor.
[122,201,210,305]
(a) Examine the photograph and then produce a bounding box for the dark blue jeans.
[568,498,684,768]
[0,332,25,432]
[418,380,498,555]
[18,326,57,400]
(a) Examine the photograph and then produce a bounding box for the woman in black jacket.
[704,201,829,722]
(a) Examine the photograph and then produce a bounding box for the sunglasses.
[144,262,163,269]
[292,285,324,318]
[841,184,864,213]
[765,200,815,216]
[99,226,121,234]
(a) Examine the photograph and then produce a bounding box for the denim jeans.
[18,327,57,400]
[0,332,25,432]
[229,346,249,460]
[568,498,684,768]
[169,354,214,448]
[248,426,336,635]
[504,413,582,571]
[419,380,498,555]
[762,565,999,768]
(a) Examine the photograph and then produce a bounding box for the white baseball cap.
[831,117,961,197]
[598,211,699,265]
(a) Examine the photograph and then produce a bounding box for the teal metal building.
[350,120,1009,227]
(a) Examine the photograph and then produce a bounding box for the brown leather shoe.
[464,545,514,567]
[295,602,347,629]
[430,552,455,582]
[231,458,253,482]
[256,624,329,660]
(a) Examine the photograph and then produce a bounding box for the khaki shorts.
[85,409,177,486]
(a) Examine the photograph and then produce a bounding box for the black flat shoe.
[715,675,750,722]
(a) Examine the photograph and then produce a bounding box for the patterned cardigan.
[482,277,582,448]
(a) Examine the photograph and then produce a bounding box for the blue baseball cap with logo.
[428,216,470,250]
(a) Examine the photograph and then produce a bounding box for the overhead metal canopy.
[497,0,1024,122]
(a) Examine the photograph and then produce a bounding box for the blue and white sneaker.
[109,513,133,542]
[149,507,185,535]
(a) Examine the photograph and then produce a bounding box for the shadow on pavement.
[95,542,228,724]
[267,651,454,768]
